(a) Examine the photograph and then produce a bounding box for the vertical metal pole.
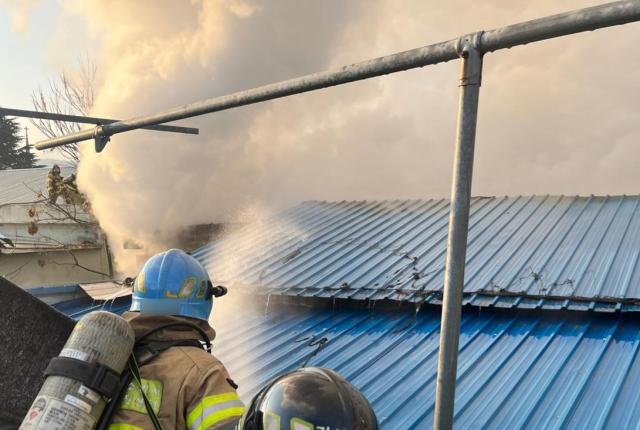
[434,34,483,430]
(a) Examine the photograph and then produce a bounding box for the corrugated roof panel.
[46,288,640,428]
[193,196,640,307]
[0,166,74,205]
[28,284,132,319]
[207,304,640,429]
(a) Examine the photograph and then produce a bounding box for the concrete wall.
[0,246,111,287]
[0,201,113,287]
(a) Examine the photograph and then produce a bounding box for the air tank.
[19,311,134,430]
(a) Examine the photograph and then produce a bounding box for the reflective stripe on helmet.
[187,392,245,430]
[264,412,281,430]
[108,424,145,430]
[290,417,315,430]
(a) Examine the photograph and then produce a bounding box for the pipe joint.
[456,31,484,87]
[455,31,484,56]
[93,125,111,153]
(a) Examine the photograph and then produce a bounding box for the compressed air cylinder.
[19,311,135,430]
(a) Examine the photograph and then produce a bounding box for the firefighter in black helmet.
[239,367,379,430]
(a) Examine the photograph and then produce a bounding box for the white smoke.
[0,0,41,33]
[27,0,640,274]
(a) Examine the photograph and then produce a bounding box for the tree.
[31,56,96,164]
[0,115,40,169]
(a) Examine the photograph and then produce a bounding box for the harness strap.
[95,322,212,430]
[135,339,204,365]
[44,356,121,398]
[129,356,163,430]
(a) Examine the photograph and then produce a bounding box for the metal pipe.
[0,107,198,135]
[481,0,639,52]
[433,34,483,430]
[34,0,640,151]
[34,39,458,151]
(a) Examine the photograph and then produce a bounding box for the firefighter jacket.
[108,312,244,430]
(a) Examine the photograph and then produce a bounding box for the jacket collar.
[123,311,216,342]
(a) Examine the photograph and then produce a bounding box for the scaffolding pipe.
[35,0,640,151]
[434,35,483,430]
[0,107,198,135]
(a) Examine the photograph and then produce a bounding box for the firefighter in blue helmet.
[109,249,243,430]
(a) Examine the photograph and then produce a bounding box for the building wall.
[0,246,111,288]
[0,201,113,287]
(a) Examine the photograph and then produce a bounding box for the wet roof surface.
[212,305,640,429]
[46,287,640,428]
[193,196,640,310]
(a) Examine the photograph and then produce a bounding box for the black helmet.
[239,367,379,430]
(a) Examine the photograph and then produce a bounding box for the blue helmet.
[131,249,223,321]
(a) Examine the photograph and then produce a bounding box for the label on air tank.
[59,348,90,362]
[64,394,93,414]
[19,395,96,430]
[78,385,100,404]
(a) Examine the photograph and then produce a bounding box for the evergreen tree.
[0,115,40,169]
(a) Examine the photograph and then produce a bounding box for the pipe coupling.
[456,31,484,87]
[93,125,111,153]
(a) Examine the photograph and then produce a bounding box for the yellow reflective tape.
[120,378,163,415]
[180,277,197,298]
[187,392,241,427]
[199,406,245,430]
[290,417,314,430]
[196,280,207,298]
[136,271,146,293]
[166,276,197,298]
[264,412,281,430]
[109,424,145,430]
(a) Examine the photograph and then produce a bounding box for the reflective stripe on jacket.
[108,312,243,430]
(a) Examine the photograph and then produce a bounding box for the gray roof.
[0,166,74,205]
[193,196,640,311]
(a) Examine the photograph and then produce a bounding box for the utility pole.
[24,126,30,153]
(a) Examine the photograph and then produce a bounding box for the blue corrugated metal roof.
[46,288,640,428]
[29,284,132,320]
[193,196,640,309]
[208,304,640,429]
[52,296,131,320]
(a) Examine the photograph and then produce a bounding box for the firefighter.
[108,249,243,430]
[47,164,63,204]
[61,173,83,204]
[238,367,379,430]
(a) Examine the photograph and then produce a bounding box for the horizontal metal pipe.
[35,39,458,150]
[35,0,640,151]
[1,107,198,135]
[481,0,640,52]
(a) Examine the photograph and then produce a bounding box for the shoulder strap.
[135,338,206,365]
[96,322,211,430]
[95,369,133,430]
[96,323,211,430]
[136,322,212,352]
[129,355,163,430]
[97,355,166,430]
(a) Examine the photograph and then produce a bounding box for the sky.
[0,0,93,158]
[0,0,55,143]
[1,0,638,274]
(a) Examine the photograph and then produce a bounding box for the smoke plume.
[0,0,40,33]
[38,0,640,274]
